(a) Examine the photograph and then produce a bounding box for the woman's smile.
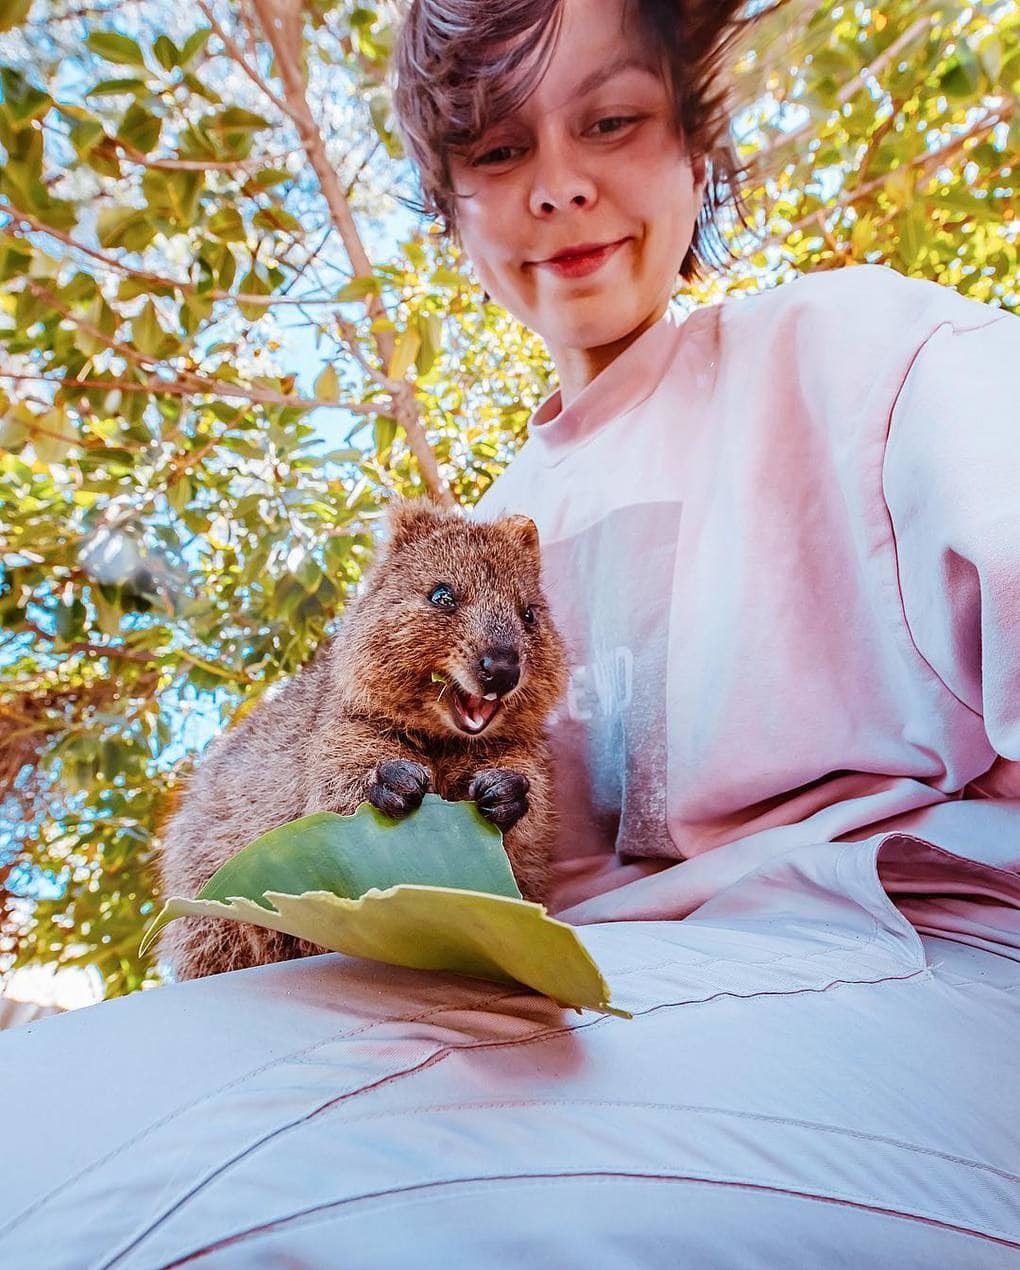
[532,237,629,279]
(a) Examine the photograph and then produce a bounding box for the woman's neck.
[549,303,669,407]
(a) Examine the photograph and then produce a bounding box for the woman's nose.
[527,142,597,217]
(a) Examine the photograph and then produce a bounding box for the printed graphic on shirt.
[541,501,684,863]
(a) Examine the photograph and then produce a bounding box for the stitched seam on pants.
[159,1171,1020,1265]
[95,967,931,1269]
[318,1095,1020,1184]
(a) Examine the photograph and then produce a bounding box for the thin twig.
[22,619,158,665]
[1,205,341,306]
[0,372,392,415]
[197,0,292,118]
[748,13,936,174]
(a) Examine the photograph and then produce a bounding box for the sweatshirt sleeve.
[883,310,1020,760]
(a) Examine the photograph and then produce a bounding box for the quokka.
[156,499,568,980]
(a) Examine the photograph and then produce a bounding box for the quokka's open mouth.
[432,670,519,736]
[449,682,502,735]
[431,673,504,735]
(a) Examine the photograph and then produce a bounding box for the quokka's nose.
[478,647,520,696]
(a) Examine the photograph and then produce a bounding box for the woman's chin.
[541,302,659,362]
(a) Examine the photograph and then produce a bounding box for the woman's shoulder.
[709,265,1007,409]
[720,264,1000,344]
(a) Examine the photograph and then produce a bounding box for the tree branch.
[749,105,1012,256]
[0,372,391,415]
[22,619,158,665]
[747,13,936,176]
[247,0,455,507]
[197,0,292,118]
[1,205,340,306]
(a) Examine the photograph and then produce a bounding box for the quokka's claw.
[369,758,433,818]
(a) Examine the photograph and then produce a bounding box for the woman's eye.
[473,144,525,167]
[521,606,537,627]
[587,115,642,137]
[429,584,457,610]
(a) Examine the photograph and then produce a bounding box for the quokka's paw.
[469,768,530,833]
[368,758,433,818]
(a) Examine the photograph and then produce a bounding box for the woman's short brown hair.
[393,0,770,280]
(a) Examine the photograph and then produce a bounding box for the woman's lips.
[536,239,627,279]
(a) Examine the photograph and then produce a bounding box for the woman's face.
[448,0,704,391]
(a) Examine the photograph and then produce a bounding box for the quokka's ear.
[499,514,540,560]
[385,497,455,553]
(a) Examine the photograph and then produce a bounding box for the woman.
[1,3,1016,1265]
[390,0,1020,1257]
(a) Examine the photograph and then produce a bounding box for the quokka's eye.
[522,605,537,627]
[429,584,457,611]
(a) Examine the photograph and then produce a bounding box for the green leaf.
[0,410,29,450]
[87,30,147,68]
[207,205,246,242]
[252,206,302,235]
[0,0,31,33]
[940,44,982,98]
[31,410,75,464]
[118,101,161,154]
[132,299,177,359]
[180,27,212,65]
[153,35,180,73]
[293,551,322,592]
[140,796,628,1016]
[236,268,271,320]
[415,311,442,376]
[374,414,396,464]
[335,275,379,302]
[68,116,105,157]
[430,266,468,290]
[181,292,214,336]
[166,474,191,513]
[0,67,51,125]
[251,168,291,188]
[96,205,156,252]
[368,91,401,158]
[181,71,222,105]
[85,77,147,98]
[142,167,202,223]
[387,327,420,379]
[313,363,339,401]
[208,106,272,134]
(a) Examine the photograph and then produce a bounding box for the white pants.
[1,897,1017,1269]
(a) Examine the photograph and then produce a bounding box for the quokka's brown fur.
[155,499,568,981]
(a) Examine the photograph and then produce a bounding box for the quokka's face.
[351,504,567,740]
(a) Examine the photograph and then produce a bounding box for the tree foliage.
[0,0,1015,998]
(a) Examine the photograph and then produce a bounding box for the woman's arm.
[883,309,1020,761]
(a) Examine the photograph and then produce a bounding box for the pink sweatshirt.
[477,264,1020,942]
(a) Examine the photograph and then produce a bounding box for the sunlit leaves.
[386,326,419,379]
[117,100,161,154]
[86,30,147,68]
[721,2,1017,304]
[0,0,1014,1005]
[96,206,157,252]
